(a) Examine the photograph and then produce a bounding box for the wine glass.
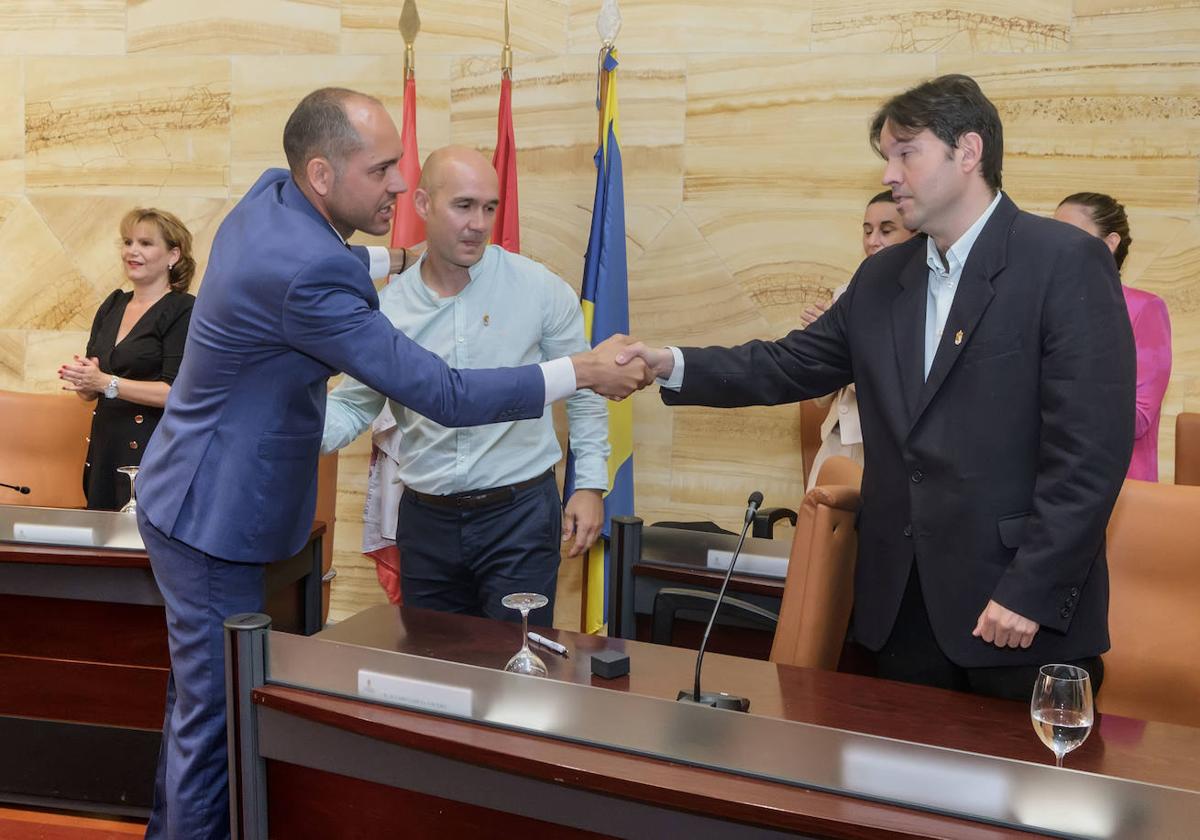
[117,466,139,514]
[501,592,549,677]
[1031,663,1094,768]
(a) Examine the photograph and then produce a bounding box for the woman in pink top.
[1055,192,1172,481]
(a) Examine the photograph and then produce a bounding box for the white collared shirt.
[923,191,1002,379]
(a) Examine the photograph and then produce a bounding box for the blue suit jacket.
[138,169,544,562]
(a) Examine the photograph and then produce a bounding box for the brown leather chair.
[1099,479,1200,727]
[769,482,861,670]
[1176,412,1200,486]
[0,389,92,508]
[813,454,863,489]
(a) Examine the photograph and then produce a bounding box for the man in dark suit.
[619,74,1135,702]
[135,87,647,840]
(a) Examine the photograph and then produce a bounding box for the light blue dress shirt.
[923,191,1002,379]
[322,245,610,495]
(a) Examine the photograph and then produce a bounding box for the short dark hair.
[1059,192,1132,270]
[282,87,378,177]
[870,74,1003,192]
[867,190,895,207]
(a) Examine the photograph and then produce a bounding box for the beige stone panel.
[688,206,867,337]
[1115,211,1194,288]
[669,404,807,528]
[1137,216,1200,378]
[567,1,811,54]
[0,0,125,55]
[30,195,231,301]
[328,519,391,622]
[231,55,448,193]
[685,53,935,209]
[812,0,1070,53]
[128,0,340,55]
[628,210,772,348]
[0,59,22,194]
[0,330,24,390]
[451,54,685,206]
[342,0,566,57]
[1073,1,1200,51]
[23,330,91,393]
[0,199,95,331]
[24,57,230,196]
[938,54,1200,213]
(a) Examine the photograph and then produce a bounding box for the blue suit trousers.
[139,508,265,840]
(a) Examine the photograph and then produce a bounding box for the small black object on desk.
[590,650,630,679]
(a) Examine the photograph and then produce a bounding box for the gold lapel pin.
[954,329,964,346]
[483,314,490,326]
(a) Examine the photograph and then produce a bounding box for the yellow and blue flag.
[566,47,632,635]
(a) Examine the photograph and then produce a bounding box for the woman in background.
[802,191,915,489]
[59,208,196,509]
[1055,192,1171,482]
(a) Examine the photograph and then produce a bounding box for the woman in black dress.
[58,208,196,510]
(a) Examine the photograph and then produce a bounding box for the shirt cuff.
[366,246,391,281]
[539,356,577,406]
[658,346,685,390]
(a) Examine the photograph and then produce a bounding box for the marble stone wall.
[2,1,1196,621]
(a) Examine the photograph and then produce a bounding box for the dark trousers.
[397,471,562,628]
[875,564,1104,702]
[138,507,265,840]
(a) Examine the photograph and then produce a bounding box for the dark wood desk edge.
[633,562,785,597]
[253,684,1038,840]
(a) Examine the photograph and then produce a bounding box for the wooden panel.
[0,594,167,667]
[0,655,166,729]
[266,759,613,840]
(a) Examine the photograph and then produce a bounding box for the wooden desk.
[0,525,325,816]
[234,606,1200,839]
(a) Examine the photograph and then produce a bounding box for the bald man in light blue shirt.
[323,147,609,625]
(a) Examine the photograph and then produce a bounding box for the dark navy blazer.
[138,169,544,563]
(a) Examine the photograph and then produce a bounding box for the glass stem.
[1055,753,1064,769]
[520,608,531,653]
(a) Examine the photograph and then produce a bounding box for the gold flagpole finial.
[400,0,421,78]
[501,0,512,77]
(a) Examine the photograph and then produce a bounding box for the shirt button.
[134,415,144,424]
[129,441,138,450]
[903,524,913,538]
[910,470,924,484]
[839,406,848,414]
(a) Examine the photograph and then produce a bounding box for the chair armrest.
[752,506,797,539]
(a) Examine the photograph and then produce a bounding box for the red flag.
[491,75,519,253]
[390,76,425,248]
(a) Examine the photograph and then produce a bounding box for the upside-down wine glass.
[117,466,139,514]
[501,592,549,677]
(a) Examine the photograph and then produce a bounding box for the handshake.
[571,334,674,400]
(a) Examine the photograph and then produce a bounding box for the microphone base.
[676,689,751,713]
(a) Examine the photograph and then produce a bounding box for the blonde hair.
[120,208,196,293]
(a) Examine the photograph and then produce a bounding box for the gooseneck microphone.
[676,490,763,713]
[0,481,31,495]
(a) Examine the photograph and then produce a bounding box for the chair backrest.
[1176,412,1200,486]
[798,399,827,487]
[0,389,92,509]
[769,483,861,670]
[1100,479,1200,727]
[814,454,863,489]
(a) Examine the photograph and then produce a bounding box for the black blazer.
[663,195,1135,667]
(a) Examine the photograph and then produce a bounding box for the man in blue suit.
[135,87,648,839]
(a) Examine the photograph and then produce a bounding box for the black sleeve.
[158,294,195,384]
[85,290,123,359]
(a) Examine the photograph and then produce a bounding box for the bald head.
[418,146,499,198]
[414,145,501,270]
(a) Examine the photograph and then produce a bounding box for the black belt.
[404,470,553,511]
